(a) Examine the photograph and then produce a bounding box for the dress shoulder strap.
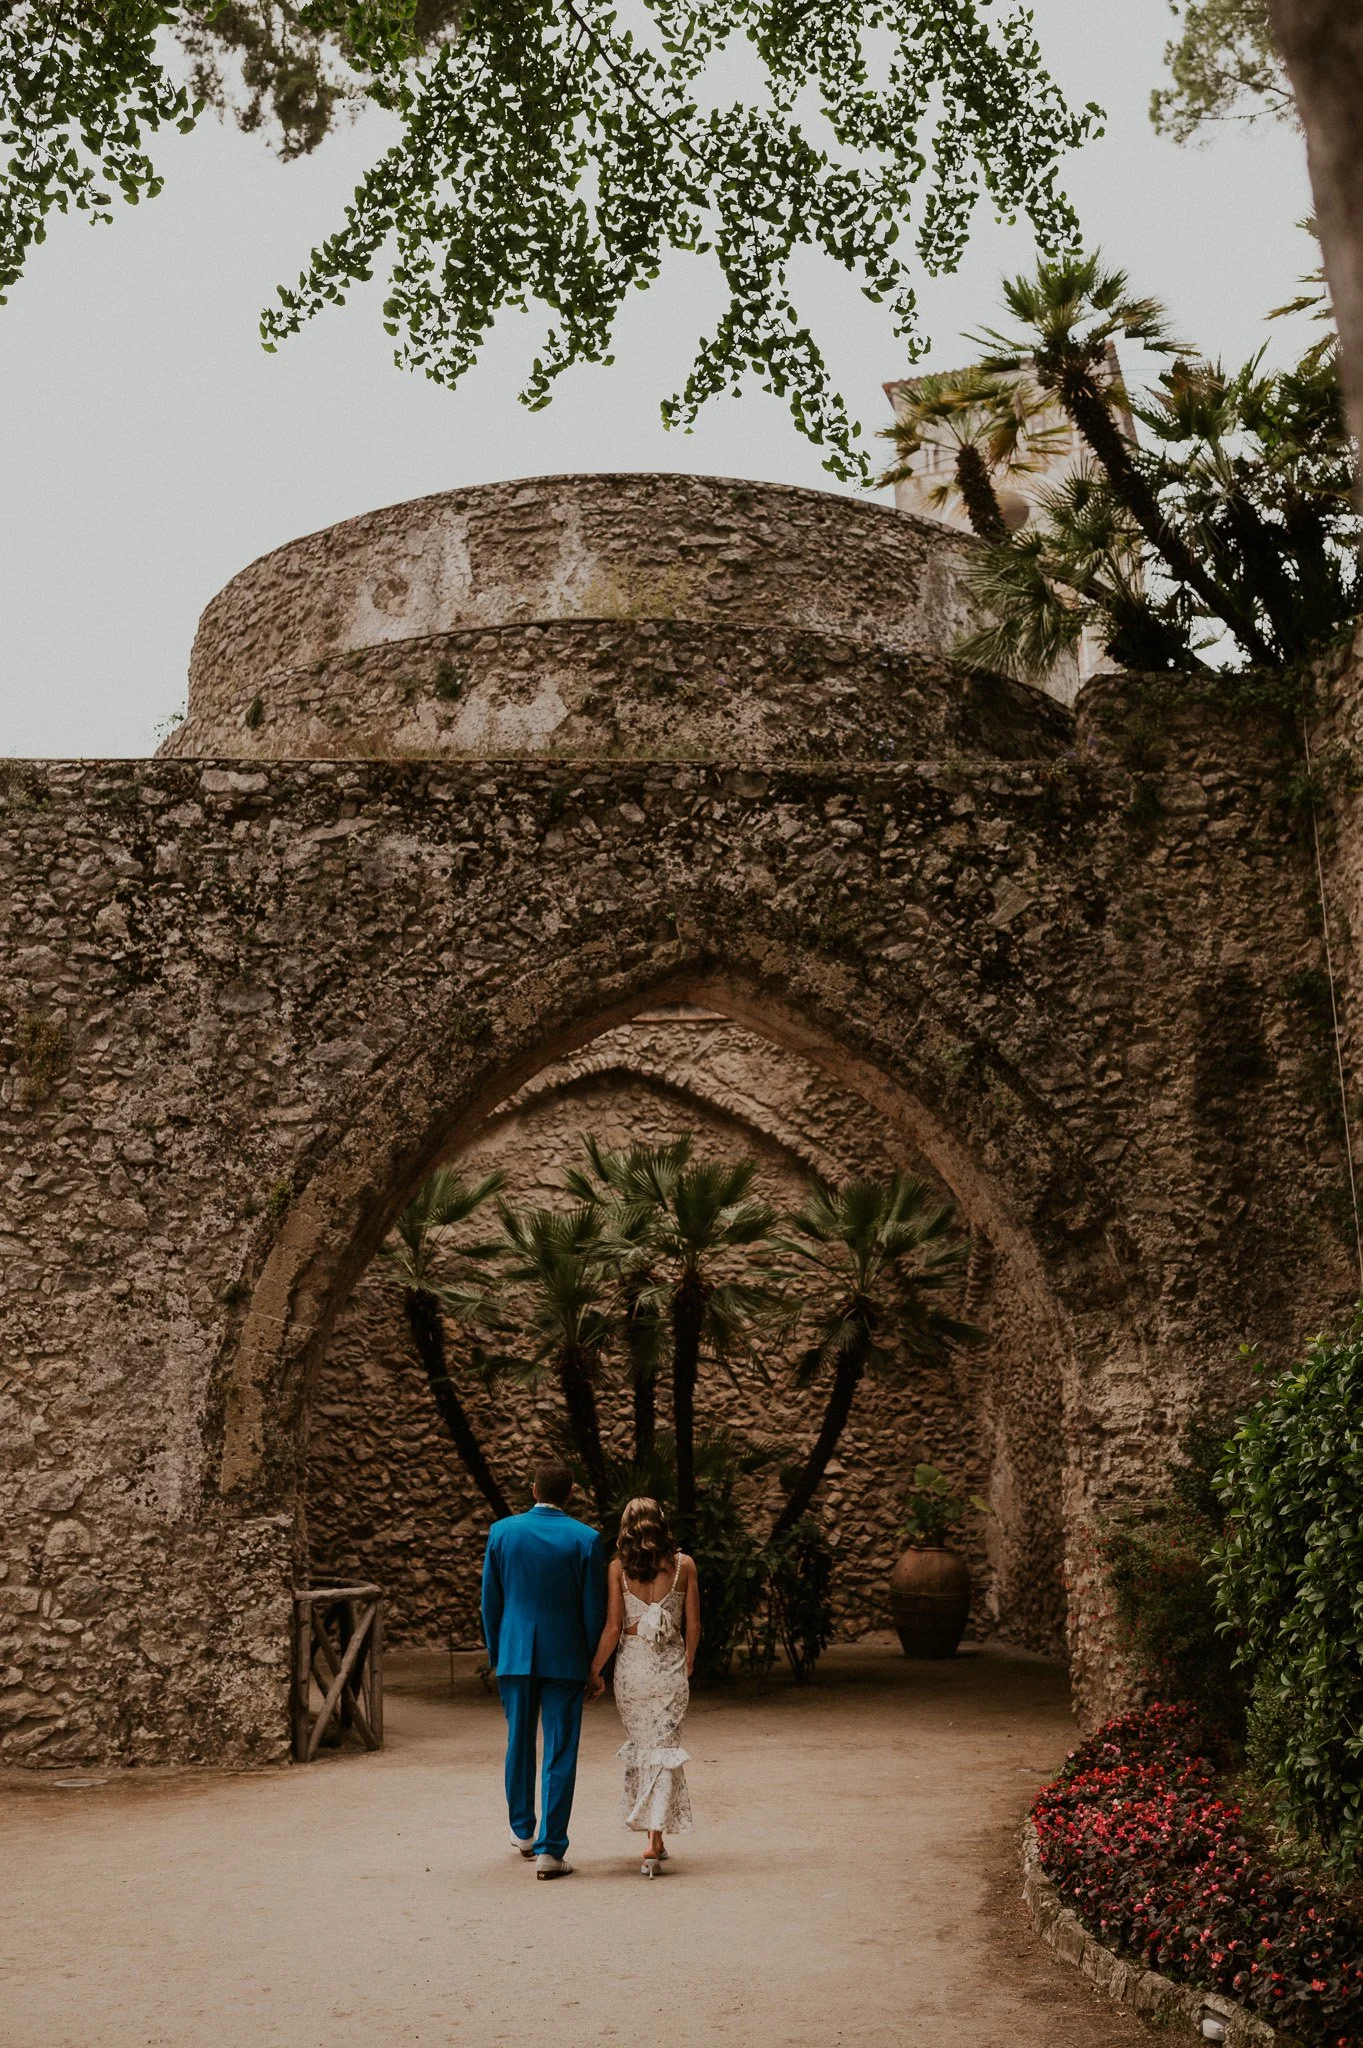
[670,1551,683,1594]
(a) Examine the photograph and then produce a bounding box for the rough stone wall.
[164,476,996,759]
[1311,640,1363,1268]
[307,1017,1062,1654]
[0,681,1353,1766]
[162,619,1070,770]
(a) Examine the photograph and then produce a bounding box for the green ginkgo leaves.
[0,1,1096,480]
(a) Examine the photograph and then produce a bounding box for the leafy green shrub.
[1097,1421,1247,1741]
[760,1518,834,1684]
[900,1462,985,1546]
[1214,1321,1363,1872]
[599,1427,832,1685]
[693,1480,835,1686]
[693,1512,767,1685]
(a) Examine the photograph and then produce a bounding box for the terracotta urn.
[889,1544,971,1658]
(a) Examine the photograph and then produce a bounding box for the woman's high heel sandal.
[641,1856,661,1878]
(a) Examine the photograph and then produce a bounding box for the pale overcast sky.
[0,0,1317,759]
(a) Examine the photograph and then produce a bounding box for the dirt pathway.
[0,1645,1149,2048]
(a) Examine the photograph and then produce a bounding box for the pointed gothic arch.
[301,1000,1068,1659]
[2,478,1345,1770]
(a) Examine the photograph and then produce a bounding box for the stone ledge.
[162,613,1072,768]
[1021,1822,1291,2046]
[186,471,988,714]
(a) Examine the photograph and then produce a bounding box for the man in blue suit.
[481,1456,607,1878]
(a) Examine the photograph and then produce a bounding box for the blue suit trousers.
[498,1676,585,1860]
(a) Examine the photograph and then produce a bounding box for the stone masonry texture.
[307,1015,1044,1655]
[167,474,994,766]
[0,475,1355,1769]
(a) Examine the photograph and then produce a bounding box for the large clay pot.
[889,1545,971,1658]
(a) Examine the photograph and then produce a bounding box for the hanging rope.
[1301,714,1363,1294]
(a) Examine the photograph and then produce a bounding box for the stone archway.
[1,475,1352,1771]
[195,929,1110,1757]
[217,946,1086,1502]
[302,993,1073,1668]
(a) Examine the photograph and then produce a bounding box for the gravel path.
[0,1644,1152,2048]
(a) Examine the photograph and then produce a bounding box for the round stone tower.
[160,473,1071,766]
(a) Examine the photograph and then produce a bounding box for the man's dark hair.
[533,1457,574,1506]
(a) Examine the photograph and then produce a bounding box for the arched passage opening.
[267,976,1078,1674]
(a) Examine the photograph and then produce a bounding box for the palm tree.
[1133,349,1360,665]
[971,251,1276,666]
[495,1202,616,1516]
[958,464,1213,679]
[959,340,1360,681]
[378,1166,511,1520]
[878,365,1068,540]
[577,1138,773,1540]
[771,1174,983,1539]
[585,1139,777,1536]
[613,1204,668,1464]
[564,1136,672,1463]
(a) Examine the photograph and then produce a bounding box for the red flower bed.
[1031,1703,1363,2047]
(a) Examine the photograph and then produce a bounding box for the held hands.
[587,1670,606,1703]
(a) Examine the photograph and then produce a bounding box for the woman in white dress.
[588,1497,701,1876]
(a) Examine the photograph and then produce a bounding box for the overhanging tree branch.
[0,0,1100,479]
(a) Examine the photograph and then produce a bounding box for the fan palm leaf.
[879,364,1069,538]
[575,1137,778,1532]
[771,1173,982,1537]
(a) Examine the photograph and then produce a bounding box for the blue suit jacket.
[481,1505,608,1682]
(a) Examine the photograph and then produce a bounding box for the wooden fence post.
[291,1585,384,1763]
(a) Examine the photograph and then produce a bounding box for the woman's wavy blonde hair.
[617,1497,677,1585]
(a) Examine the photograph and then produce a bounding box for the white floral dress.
[612,1558,694,1836]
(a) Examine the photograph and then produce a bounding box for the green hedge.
[1097,1421,1246,1741]
[1214,1319,1363,1873]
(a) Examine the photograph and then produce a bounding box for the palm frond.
[582,1133,694,1207]
[779,1169,982,1381]
[380,1164,508,1289]
[497,1199,604,1264]
[704,1278,783,1371]
[977,252,1186,366]
[431,1278,505,1324]
[879,363,1071,509]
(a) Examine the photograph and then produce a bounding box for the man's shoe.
[535,1854,573,1879]
[510,1831,535,1858]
